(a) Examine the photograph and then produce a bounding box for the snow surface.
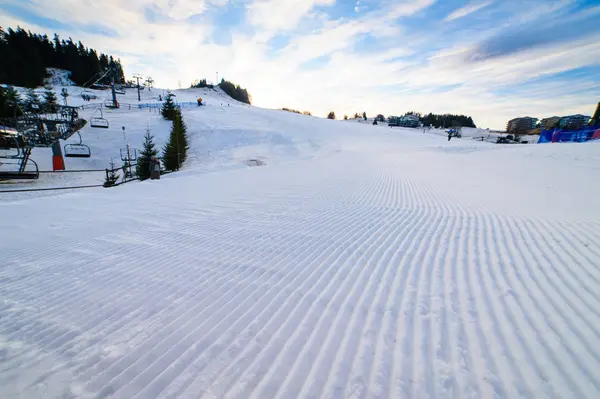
[1,84,600,398]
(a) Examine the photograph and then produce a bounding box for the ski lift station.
[0,106,87,179]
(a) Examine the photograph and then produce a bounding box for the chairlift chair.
[0,142,39,180]
[0,158,39,180]
[64,133,91,158]
[120,147,138,162]
[90,109,109,129]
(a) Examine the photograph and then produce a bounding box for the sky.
[1,0,599,129]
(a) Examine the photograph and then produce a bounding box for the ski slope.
[1,85,339,199]
[1,86,600,398]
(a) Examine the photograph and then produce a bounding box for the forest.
[0,26,125,88]
[407,112,476,128]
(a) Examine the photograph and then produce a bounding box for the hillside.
[0,27,125,88]
[1,83,600,398]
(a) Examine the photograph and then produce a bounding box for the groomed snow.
[1,86,600,398]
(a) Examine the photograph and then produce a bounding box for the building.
[540,114,591,131]
[540,116,560,130]
[558,114,591,130]
[399,114,420,128]
[507,117,538,135]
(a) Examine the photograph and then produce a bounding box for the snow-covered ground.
[1,84,600,398]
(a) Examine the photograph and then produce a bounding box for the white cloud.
[247,0,335,38]
[445,0,494,21]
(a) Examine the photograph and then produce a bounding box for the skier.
[448,130,452,141]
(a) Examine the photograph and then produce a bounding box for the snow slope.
[1,86,600,398]
[1,86,339,199]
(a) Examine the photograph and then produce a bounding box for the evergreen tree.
[161,93,178,121]
[327,111,336,120]
[343,114,348,120]
[103,159,120,187]
[163,111,189,171]
[0,87,8,118]
[353,112,360,119]
[53,33,63,67]
[363,112,367,121]
[42,84,58,113]
[218,79,251,104]
[23,88,41,113]
[136,128,159,180]
[0,86,22,118]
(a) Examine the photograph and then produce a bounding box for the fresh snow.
[1,85,600,398]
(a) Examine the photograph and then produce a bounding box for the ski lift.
[64,133,91,158]
[90,108,109,129]
[0,140,39,180]
[0,158,39,180]
[120,146,137,179]
[120,147,138,162]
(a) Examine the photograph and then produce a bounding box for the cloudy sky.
[1,0,599,128]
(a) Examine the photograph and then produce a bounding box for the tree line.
[409,112,476,128]
[0,26,125,88]
[217,79,251,104]
[329,111,368,120]
[326,110,476,127]
[0,84,66,118]
[190,78,214,89]
[190,77,252,105]
[282,107,312,116]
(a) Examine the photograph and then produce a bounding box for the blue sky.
[1,0,599,128]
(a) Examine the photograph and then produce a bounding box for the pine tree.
[176,111,189,162]
[327,111,336,120]
[136,128,159,180]
[104,159,120,187]
[23,88,41,113]
[163,111,189,171]
[344,114,348,120]
[363,112,367,121]
[0,87,7,119]
[161,93,178,121]
[42,84,58,113]
[0,86,22,118]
